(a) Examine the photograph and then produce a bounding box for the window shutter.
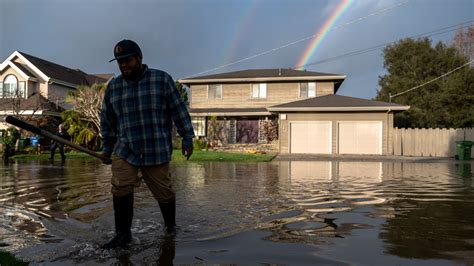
[260,83,267,98]
[252,84,259,98]
[308,82,316,97]
[300,82,308,97]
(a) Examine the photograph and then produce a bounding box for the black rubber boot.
[158,199,176,235]
[102,193,134,249]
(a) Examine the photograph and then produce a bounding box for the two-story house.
[0,51,112,129]
[179,68,409,155]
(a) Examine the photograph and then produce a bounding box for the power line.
[299,20,474,68]
[389,59,473,102]
[185,1,410,78]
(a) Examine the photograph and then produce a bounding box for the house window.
[208,84,222,99]
[299,82,316,97]
[1,75,25,98]
[251,83,267,98]
[3,75,17,98]
[192,117,206,136]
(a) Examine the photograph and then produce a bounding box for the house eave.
[190,111,272,117]
[49,78,78,89]
[179,75,346,84]
[267,106,410,112]
[0,110,44,116]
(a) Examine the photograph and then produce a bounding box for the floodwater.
[0,158,473,265]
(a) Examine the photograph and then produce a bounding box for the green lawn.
[11,152,97,160]
[11,150,276,162]
[173,150,276,162]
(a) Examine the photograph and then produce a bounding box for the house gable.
[2,51,49,82]
[0,62,31,81]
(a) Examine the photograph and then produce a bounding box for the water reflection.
[280,161,385,213]
[379,162,474,261]
[110,238,175,266]
[0,159,473,264]
[157,237,175,265]
[270,160,474,262]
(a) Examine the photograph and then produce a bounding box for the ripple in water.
[0,159,473,264]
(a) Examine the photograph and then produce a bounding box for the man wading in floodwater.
[100,39,194,249]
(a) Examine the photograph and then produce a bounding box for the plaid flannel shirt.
[100,65,194,166]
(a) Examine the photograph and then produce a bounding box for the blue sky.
[1,0,472,99]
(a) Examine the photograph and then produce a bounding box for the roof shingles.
[183,68,343,80]
[270,94,407,108]
[10,62,35,77]
[18,51,108,86]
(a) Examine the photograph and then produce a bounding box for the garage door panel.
[338,121,382,155]
[290,122,331,154]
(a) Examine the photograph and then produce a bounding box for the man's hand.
[182,147,193,160]
[101,152,112,165]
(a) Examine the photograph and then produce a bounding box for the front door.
[236,119,259,143]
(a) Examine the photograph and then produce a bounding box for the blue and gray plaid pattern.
[100,66,194,166]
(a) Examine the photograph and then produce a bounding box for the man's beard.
[122,66,143,81]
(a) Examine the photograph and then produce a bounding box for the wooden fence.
[393,128,474,157]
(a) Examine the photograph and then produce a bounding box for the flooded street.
[1,159,473,265]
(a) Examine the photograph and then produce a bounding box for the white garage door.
[290,121,332,154]
[338,121,382,155]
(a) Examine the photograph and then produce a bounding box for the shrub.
[1,127,20,159]
[172,137,182,150]
[194,138,208,150]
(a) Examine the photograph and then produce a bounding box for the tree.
[262,119,278,143]
[207,116,226,146]
[62,83,106,150]
[175,81,189,106]
[61,110,100,150]
[66,83,106,133]
[452,25,474,63]
[375,37,474,128]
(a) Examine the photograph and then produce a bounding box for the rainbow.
[295,0,353,69]
[224,2,260,64]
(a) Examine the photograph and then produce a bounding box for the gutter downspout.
[386,108,391,155]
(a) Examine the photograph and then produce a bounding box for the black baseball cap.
[109,39,142,62]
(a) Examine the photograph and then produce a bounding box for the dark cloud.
[1,0,472,98]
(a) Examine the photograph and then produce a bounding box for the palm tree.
[61,110,101,150]
[60,83,107,150]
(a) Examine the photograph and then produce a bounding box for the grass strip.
[11,150,276,162]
